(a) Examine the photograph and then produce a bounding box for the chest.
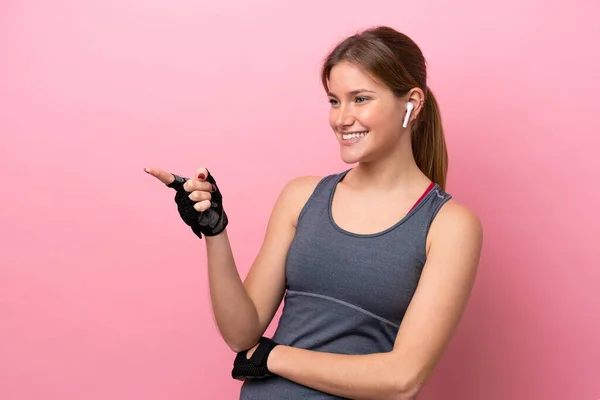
[285,222,426,325]
[330,188,417,236]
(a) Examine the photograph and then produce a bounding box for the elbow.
[390,372,425,400]
[219,323,262,353]
[394,386,421,400]
[226,339,255,353]
[224,334,262,353]
[227,343,246,353]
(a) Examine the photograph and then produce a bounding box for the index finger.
[144,167,175,185]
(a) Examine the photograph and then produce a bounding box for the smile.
[341,131,369,141]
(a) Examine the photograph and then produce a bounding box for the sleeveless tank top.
[239,169,452,399]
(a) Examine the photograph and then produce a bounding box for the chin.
[337,132,375,164]
[339,149,366,164]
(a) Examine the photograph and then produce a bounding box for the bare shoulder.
[281,175,323,196]
[427,197,483,264]
[277,175,323,226]
[431,198,483,243]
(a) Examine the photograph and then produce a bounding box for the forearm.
[205,230,260,351]
[267,346,419,400]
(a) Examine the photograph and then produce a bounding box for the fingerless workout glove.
[166,170,228,238]
[231,337,279,381]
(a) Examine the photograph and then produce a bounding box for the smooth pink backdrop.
[1,1,599,399]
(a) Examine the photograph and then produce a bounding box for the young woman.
[146,25,483,400]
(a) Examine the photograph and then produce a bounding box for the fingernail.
[144,168,149,174]
[211,184,216,192]
[198,173,205,180]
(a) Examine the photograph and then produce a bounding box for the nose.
[336,104,355,129]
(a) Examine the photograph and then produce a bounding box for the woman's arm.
[207,175,321,352]
[250,200,483,399]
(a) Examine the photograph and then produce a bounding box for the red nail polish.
[211,184,216,192]
[198,173,205,180]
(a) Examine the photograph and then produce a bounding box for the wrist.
[204,228,227,241]
[266,344,285,374]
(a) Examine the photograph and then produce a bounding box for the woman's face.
[327,61,406,164]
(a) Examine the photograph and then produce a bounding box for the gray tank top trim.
[287,290,400,328]
[325,168,442,238]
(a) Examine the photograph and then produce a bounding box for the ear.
[406,87,426,122]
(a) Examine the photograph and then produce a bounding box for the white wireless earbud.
[402,102,414,128]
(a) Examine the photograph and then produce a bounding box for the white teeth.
[342,131,369,140]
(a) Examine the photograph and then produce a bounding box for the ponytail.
[412,88,448,190]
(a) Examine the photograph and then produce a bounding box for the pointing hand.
[145,167,228,238]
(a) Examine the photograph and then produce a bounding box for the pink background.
[1,1,599,399]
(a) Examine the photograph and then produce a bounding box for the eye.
[355,96,369,103]
[328,98,339,105]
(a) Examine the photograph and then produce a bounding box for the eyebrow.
[327,89,376,97]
